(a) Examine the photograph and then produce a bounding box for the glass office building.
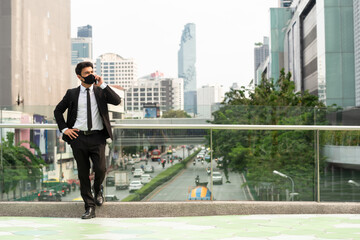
[280,0,355,108]
[178,23,197,114]
[71,37,93,65]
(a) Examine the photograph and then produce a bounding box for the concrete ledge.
[1,201,360,218]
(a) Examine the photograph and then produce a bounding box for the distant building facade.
[94,53,138,89]
[279,0,293,7]
[0,0,71,107]
[197,85,224,119]
[178,23,197,114]
[254,37,269,85]
[126,74,184,116]
[77,25,92,37]
[71,37,93,65]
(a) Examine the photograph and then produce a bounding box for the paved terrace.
[1,201,360,239]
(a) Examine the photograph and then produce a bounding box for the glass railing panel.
[320,130,360,202]
[210,128,317,201]
[2,104,360,203]
[109,128,206,202]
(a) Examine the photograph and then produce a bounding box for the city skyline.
[71,0,278,92]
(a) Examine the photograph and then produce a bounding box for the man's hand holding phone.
[94,75,103,87]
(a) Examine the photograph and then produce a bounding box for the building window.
[154,97,159,101]
[154,93,159,96]
[154,88,159,91]
[140,88,145,91]
[127,93,132,96]
[127,98,132,101]
[140,98,145,101]
[147,98,152,101]
[134,93,138,96]
[147,93,152,96]
[140,93,145,96]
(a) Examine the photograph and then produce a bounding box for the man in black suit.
[54,61,121,219]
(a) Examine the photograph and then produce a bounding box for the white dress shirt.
[62,83,107,133]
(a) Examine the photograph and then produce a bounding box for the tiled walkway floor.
[1,214,360,239]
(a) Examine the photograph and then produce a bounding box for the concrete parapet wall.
[1,201,360,218]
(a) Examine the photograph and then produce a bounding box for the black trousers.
[70,131,106,209]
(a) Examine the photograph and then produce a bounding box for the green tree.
[1,132,45,198]
[162,110,191,118]
[210,70,327,200]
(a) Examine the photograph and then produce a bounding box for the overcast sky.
[71,0,278,92]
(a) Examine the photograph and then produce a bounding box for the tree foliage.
[1,132,45,195]
[210,70,328,200]
[162,110,191,118]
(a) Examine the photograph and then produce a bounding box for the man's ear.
[77,75,83,81]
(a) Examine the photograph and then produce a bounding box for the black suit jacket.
[54,85,121,143]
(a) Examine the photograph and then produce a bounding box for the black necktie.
[86,88,92,131]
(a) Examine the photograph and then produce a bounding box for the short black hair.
[75,61,93,75]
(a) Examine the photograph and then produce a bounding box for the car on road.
[144,165,154,173]
[212,172,223,185]
[140,174,152,184]
[133,168,144,177]
[129,180,143,192]
[105,195,119,201]
[38,189,61,201]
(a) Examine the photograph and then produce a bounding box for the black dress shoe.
[95,185,104,206]
[81,207,96,219]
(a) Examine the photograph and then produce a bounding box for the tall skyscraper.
[0,0,71,107]
[77,25,92,37]
[254,37,269,85]
[94,53,138,89]
[178,23,197,114]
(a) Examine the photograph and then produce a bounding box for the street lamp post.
[348,180,360,187]
[273,170,295,201]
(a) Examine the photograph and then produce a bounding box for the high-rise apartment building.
[0,0,71,107]
[77,25,92,37]
[178,23,197,114]
[254,37,269,85]
[126,75,184,115]
[94,53,137,89]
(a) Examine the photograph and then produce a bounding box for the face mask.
[81,74,96,84]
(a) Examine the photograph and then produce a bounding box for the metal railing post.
[210,128,213,200]
[317,129,320,202]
